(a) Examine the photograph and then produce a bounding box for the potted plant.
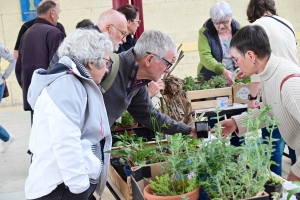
[107,132,158,181]
[114,111,138,135]
[143,133,202,200]
[197,106,277,199]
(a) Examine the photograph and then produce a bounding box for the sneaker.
[1,134,15,153]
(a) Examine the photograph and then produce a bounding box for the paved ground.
[0,106,115,200]
[0,106,293,200]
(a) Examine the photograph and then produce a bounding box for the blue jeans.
[0,83,9,142]
[261,127,283,176]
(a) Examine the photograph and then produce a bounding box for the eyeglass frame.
[110,24,127,40]
[131,19,142,25]
[231,55,243,65]
[146,52,173,70]
[103,58,114,70]
[213,20,230,26]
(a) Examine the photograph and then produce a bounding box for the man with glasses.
[48,9,127,69]
[95,29,197,198]
[96,9,128,51]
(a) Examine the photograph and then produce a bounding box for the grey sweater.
[102,48,192,135]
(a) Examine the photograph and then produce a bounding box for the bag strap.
[280,73,300,92]
[266,16,295,37]
[99,53,120,93]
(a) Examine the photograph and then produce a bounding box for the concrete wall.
[1,0,300,107]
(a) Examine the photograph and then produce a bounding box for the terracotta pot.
[114,122,138,135]
[144,184,200,200]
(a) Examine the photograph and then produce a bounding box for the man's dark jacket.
[16,18,65,110]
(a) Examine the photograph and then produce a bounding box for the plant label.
[216,97,229,107]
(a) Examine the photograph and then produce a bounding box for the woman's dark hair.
[76,19,94,29]
[247,0,277,23]
[117,4,139,21]
[230,25,271,59]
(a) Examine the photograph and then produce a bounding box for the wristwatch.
[248,94,257,100]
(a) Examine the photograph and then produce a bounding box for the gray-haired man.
[95,30,197,195]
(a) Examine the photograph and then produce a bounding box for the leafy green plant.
[106,132,157,166]
[235,76,251,85]
[197,106,278,199]
[148,172,198,196]
[201,82,212,90]
[183,76,200,92]
[210,75,227,88]
[146,133,202,196]
[196,73,206,85]
[116,111,136,127]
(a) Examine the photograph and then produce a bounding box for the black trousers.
[30,182,97,200]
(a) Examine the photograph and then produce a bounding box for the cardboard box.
[232,84,251,104]
[186,87,233,110]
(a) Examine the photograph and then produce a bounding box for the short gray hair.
[37,1,56,16]
[210,1,232,22]
[133,30,176,59]
[57,29,113,68]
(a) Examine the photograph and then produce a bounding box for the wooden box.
[108,163,132,200]
[108,140,168,200]
[186,87,233,110]
[232,84,251,104]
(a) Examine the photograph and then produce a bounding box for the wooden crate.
[108,163,132,200]
[186,87,233,110]
[108,140,168,200]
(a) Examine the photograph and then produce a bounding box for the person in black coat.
[16,1,65,117]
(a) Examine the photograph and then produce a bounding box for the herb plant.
[197,106,278,199]
[210,75,227,88]
[235,76,251,85]
[116,111,136,127]
[146,133,202,196]
[107,132,157,166]
[183,76,200,92]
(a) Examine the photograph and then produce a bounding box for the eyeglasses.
[132,19,142,25]
[103,58,114,69]
[110,24,127,40]
[146,52,173,70]
[213,20,230,26]
[231,55,242,65]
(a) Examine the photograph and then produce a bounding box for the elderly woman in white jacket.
[25,29,113,200]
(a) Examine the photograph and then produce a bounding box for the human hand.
[148,80,165,98]
[211,119,237,138]
[223,69,233,85]
[247,100,259,109]
[236,71,248,79]
[190,126,197,138]
[2,78,5,84]
[287,170,300,182]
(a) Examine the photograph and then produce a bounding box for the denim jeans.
[0,83,9,142]
[261,127,283,176]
